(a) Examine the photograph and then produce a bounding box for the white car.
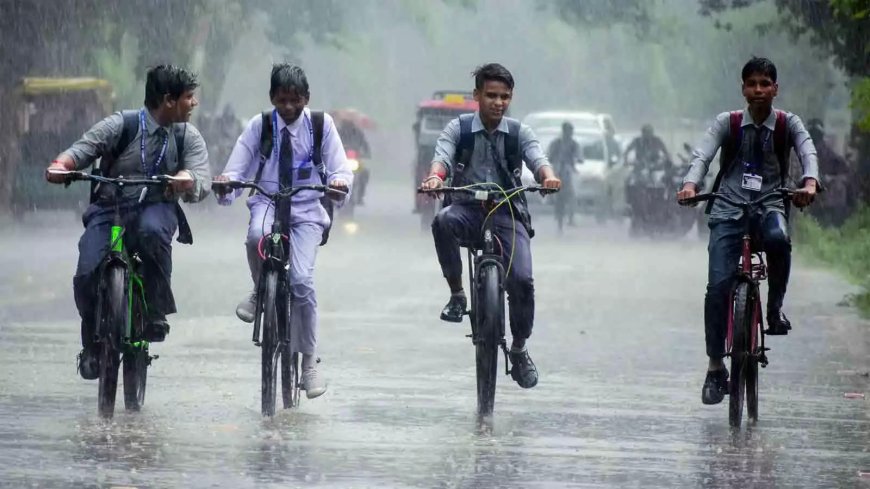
[522,111,617,137]
[522,125,627,221]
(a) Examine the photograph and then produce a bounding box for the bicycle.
[212,179,341,417]
[679,188,794,427]
[49,169,184,418]
[418,184,555,415]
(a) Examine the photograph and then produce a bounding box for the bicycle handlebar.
[47,169,183,187]
[212,179,345,201]
[416,184,557,200]
[678,188,794,208]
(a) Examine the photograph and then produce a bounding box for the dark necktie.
[752,126,766,173]
[279,127,293,189]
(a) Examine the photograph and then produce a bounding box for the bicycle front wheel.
[123,288,148,412]
[729,282,752,428]
[260,271,280,417]
[98,266,125,419]
[475,265,503,416]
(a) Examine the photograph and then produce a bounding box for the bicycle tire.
[475,265,503,415]
[260,271,280,417]
[123,287,148,411]
[729,282,751,427]
[746,293,761,422]
[98,266,125,419]
[281,348,300,409]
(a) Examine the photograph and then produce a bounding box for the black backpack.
[93,109,193,244]
[451,113,534,238]
[254,110,333,246]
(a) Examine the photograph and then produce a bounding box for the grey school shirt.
[683,107,819,221]
[432,112,550,192]
[62,108,211,204]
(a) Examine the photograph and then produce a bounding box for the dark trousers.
[74,202,178,347]
[704,211,791,359]
[431,203,535,340]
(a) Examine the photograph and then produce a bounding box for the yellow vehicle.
[11,77,114,218]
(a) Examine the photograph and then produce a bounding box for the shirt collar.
[740,107,777,131]
[276,107,309,133]
[142,107,167,135]
[471,112,509,134]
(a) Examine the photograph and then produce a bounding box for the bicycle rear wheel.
[98,266,125,419]
[729,282,752,427]
[260,271,280,417]
[123,287,148,411]
[475,265,503,416]
[746,294,761,422]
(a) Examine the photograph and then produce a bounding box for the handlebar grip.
[678,193,713,206]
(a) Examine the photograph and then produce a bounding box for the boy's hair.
[270,63,310,99]
[144,65,199,109]
[473,63,515,91]
[741,57,777,83]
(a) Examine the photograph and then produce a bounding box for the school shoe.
[440,294,467,323]
[77,345,100,380]
[701,367,729,405]
[509,347,539,388]
[301,367,328,399]
[765,310,791,335]
[145,319,170,342]
[236,291,257,323]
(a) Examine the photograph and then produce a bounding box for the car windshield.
[523,114,600,132]
[421,110,462,131]
[539,130,606,161]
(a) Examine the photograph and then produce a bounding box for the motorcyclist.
[547,122,581,231]
[624,124,671,171]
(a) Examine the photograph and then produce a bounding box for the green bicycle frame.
[110,224,149,350]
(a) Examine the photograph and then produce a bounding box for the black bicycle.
[49,170,184,418]
[419,184,555,415]
[680,188,794,427]
[213,180,341,416]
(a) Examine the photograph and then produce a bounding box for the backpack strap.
[773,109,789,181]
[311,111,325,183]
[250,111,273,196]
[705,110,744,213]
[91,110,139,203]
[455,113,475,176]
[504,118,522,183]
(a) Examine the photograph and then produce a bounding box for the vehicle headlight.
[348,159,360,172]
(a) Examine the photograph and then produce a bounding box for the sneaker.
[236,292,257,323]
[765,310,791,335]
[439,294,467,323]
[77,345,99,380]
[701,367,729,405]
[301,367,328,399]
[508,347,539,389]
[145,319,170,342]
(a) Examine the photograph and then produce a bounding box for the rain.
[1,0,869,487]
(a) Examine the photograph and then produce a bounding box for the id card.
[741,173,762,191]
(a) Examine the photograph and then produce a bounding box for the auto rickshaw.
[412,91,478,229]
[11,77,114,218]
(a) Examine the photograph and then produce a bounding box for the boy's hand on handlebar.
[541,176,561,192]
[420,175,444,196]
[676,182,698,205]
[212,174,231,196]
[45,158,75,184]
[169,170,195,194]
[327,179,349,200]
[793,179,817,208]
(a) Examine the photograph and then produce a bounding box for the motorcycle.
[342,149,370,218]
[625,150,695,238]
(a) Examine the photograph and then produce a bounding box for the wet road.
[1,180,869,488]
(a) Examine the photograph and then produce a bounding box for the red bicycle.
[680,188,794,427]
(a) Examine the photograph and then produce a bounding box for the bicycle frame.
[725,221,768,366]
[467,213,508,365]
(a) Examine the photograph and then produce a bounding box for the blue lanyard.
[272,110,314,164]
[139,109,169,177]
